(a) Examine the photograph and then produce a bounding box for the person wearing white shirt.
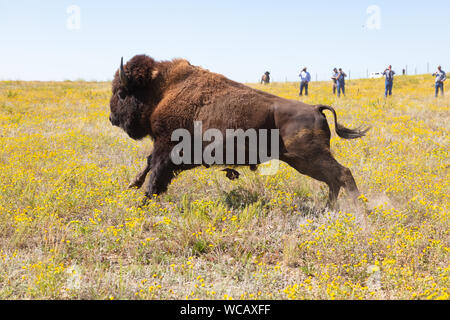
[299,67,311,96]
[331,68,339,94]
[432,65,446,97]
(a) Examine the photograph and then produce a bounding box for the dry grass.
[0,76,448,299]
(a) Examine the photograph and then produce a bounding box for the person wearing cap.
[299,67,311,96]
[382,65,395,97]
[336,68,347,97]
[331,68,339,94]
[432,66,446,97]
[261,71,270,84]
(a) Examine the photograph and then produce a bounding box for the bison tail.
[316,105,370,139]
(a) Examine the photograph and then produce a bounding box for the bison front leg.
[128,154,153,189]
[144,148,177,200]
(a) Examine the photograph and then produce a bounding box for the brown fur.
[110,55,369,207]
[127,154,251,189]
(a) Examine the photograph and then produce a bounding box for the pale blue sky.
[1,0,448,82]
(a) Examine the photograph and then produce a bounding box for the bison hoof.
[128,179,145,189]
[128,174,148,189]
[141,193,156,206]
[140,196,148,207]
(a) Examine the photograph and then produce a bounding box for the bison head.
[109,55,159,140]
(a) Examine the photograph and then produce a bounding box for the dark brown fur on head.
[109,55,161,140]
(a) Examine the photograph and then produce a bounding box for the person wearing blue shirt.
[382,65,395,97]
[299,67,311,96]
[432,66,446,97]
[336,68,347,97]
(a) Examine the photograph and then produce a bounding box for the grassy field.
[0,75,448,300]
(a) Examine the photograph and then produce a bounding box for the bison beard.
[109,55,370,208]
[114,95,148,140]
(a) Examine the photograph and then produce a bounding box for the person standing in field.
[299,67,311,96]
[331,68,339,94]
[336,68,347,97]
[261,71,270,85]
[432,66,446,97]
[382,65,395,97]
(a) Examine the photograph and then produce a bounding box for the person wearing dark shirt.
[382,65,395,97]
[336,68,347,97]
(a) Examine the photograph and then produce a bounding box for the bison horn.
[119,57,129,86]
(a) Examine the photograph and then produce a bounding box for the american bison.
[109,55,369,207]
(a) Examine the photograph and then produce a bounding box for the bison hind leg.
[281,152,361,209]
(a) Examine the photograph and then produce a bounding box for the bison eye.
[118,90,127,100]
